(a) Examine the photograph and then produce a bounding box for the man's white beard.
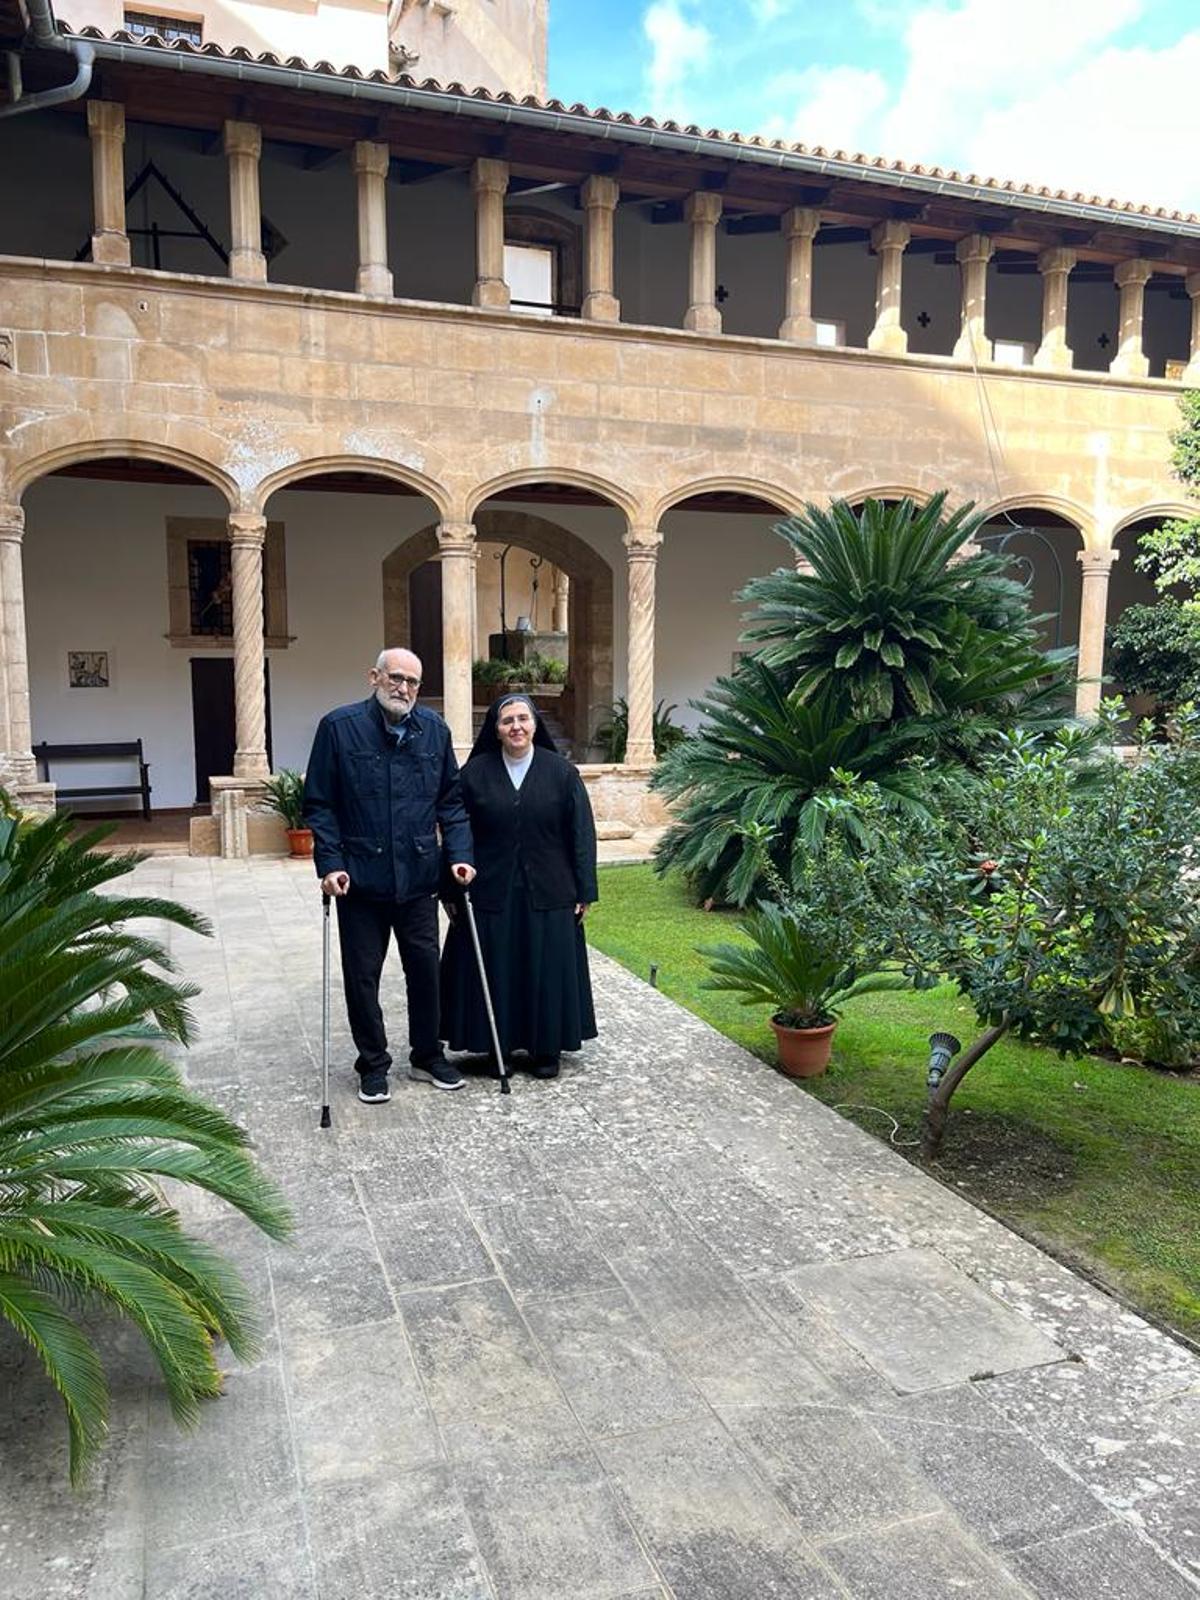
[375,687,411,724]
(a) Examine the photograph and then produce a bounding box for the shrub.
[594,697,687,763]
[1106,600,1200,712]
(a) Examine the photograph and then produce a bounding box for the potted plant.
[701,902,906,1075]
[472,653,568,703]
[262,769,312,858]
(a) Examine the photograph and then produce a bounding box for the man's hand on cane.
[321,871,351,897]
[450,863,476,886]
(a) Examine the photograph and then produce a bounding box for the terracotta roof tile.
[63,26,1200,229]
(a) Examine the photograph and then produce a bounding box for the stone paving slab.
[2,856,1199,1600]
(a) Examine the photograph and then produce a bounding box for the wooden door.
[190,658,272,804]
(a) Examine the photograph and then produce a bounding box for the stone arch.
[976,498,1089,652]
[383,509,614,755]
[652,477,805,525]
[978,493,1094,546]
[838,483,934,509]
[11,435,237,508]
[1112,503,1196,540]
[254,455,451,519]
[465,468,637,525]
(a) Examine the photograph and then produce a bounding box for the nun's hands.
[451,863,476,886]
[574,903,589,921]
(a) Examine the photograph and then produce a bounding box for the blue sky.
[548,1,1200,213]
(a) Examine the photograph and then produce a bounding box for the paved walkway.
[4,857,1200,1600]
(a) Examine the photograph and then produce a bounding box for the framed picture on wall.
[67,650,111,689]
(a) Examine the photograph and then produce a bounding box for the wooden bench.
[33,740,153,820]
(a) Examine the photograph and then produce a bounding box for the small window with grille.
[188,540,232,637]
[124,10,203,44]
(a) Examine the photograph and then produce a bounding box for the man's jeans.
[335,892,441,1076]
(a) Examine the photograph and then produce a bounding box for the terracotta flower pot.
[771,1015,837,1077]
[286,827,315,859]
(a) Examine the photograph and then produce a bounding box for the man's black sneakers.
[409,1058,466,1091]
[357,1071,392,1104]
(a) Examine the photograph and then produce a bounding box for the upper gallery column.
[1184,272,1200,386]
[87,101,130,266]
[953,234,994,363]
[472,158,510,311]
[683,192,723,334]
[867,220,911,355]
[624,528,662,767]
[223,121,267,283]
[438,521,477,754]
[1110,259,1153,378]
[1075,548,1119,717]
[353,141,393,299]
[228,514,270,780]
[0,504,36,793]
[1033,247,1076,371]
[778,207,820,342]
[581,174,620,322]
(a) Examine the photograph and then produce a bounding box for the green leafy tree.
[653,494,1076,903]
[1106,600,1200,714]
[820,709,1200,1156]
[0,806,291,1481]
[1135,390,1200,600]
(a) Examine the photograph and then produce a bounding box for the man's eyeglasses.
[379,672,421,690]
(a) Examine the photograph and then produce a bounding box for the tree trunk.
[921,1021,1009,1159]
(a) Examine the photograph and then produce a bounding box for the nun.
[440,694,598,1078]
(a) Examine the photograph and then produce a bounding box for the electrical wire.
[832,1102,922,1147]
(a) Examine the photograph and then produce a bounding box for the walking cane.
[462,890,510,1095]
[320,892,332,1128]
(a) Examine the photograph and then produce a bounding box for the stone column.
[552,568,570,633]
[87,101,130,267]
[581,174,620,322]
[779,207,820,342]
[683,192,722,334]
[624,529,661,766]
[0,504,36,793]
[1184,272,1200,386]
[353,140,393,299]
[953,234,994,363]
[439,521,476,753]
[229,513,269,779]
[1075,548,1119,717]
[223,121,267,283]
[472,158,510,310]
[1110,259,1153,378]
[1033,247,1076,371]
[868,220,910,354]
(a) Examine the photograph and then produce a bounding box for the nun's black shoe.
[531,1055,560,1080]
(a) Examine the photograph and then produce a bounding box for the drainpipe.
[1,0,94,120]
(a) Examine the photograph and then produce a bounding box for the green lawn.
[589,864,1200,1342]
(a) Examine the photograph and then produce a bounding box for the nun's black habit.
[439,696,598,1070]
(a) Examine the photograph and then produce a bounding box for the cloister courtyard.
[3,853,1198,1600]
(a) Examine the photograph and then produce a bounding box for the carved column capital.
[223,120,262,160]
[1187,271,1200,301]
[956,233,995,267]
[581,174,619,212]
[870,219,910,253]
[0,505,25,542]
[1114,258,1153,290]
[437,521,477,552]
[624,527,663,558]
[1077,547,1119,575]
[782,206,821,241]
[353,140,390,179]
[472,157,509,196]
[684,191,723,228]
[228,513,267,548]
[87,99,125,142]
[1037,246,1076,277]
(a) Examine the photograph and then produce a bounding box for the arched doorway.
[977,505,1086,652]
[384,508,615,757]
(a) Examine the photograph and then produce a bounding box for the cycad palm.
[0,806,291,1482]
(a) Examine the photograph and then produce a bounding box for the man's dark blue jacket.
[303,697,473,901]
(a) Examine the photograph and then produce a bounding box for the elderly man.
[303,647,475,1101]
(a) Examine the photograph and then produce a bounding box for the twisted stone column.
[683,192,722,334]
[229,514,269,780]
[87,101,130,266]
[353,141,393,299]
[472,159,510,310]
[1033,247,1076,371]
[1185,273,1200,386]
[1110,260,1153,378]
[779,207,820,343]
[0,505,36,793]
[224,121,267,283]
[1075,548,1119,717]
[624,529,661,766]
[953,234,994,364]
[439,522,477,753]
[868,221,910,354]
[581,174,620,322]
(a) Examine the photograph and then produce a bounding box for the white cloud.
[766,64,890,152]
[643,1,712,119]
[750,0,790,20]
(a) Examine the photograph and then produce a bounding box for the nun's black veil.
[469,693,558,759]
